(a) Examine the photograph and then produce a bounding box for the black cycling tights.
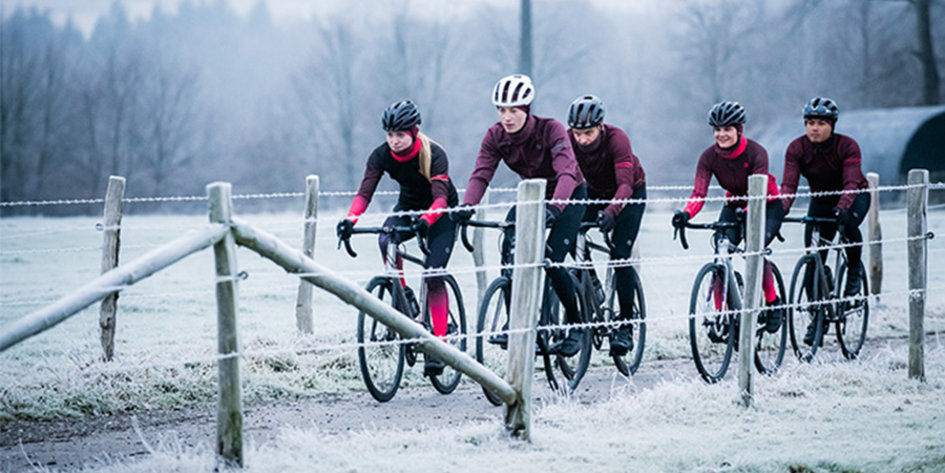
[805,193,870,269]
[378,205,457,294]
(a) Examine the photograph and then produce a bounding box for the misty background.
[2,0,943,215]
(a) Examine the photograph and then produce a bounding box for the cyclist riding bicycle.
[458,74,588,357]
[566,95,647,356]
[779,96,870,345]
[336,100,459,376]
[672,101,785,333]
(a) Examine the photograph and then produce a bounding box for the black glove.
[545,205,562,227]
[412,218,430,239]
[453,205,475,223]
[672,210,690,229]
[597,211,615,233]
[336,219,354,239]
[834,207,851,227]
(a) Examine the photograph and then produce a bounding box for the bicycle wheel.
[612,267,647,377]
[427,275,468,394]
[357,276,406,402]
[546,272,592,392]
[834,261,869,359]
[754,263,787,375]
[788,255,825,362]
[689,262,737,383]
[476,277,511,406]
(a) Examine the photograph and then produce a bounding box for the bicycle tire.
[546,272,592,392]
[689,262,737,383]
[357,276,406,402]
[475,277,511,406]
[612,267,647,377]
[754,263,787,374]
[788,255,826,362]
[835,261,869,359]
[427,275,468,394]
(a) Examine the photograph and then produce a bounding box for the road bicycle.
[338,220,467,402]
[783,215,869,361]
[460,218,591,405]
[674,214,787,383]
[571,220,646,376]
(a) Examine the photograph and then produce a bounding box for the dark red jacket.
[464,115,584,210]
[683,136,779,218]
[780,133,867,212]
[569,124,645,218]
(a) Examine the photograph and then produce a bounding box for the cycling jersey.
[348,140,458,225]
[569,124,646,218]
[780,133,868,212]
[683,136,779,218]
[464,115,584,210]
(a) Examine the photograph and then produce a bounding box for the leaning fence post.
[505,179,546,440]
[906,169,928,382]
[867,172,883,298]
[295,175,319,334]
[99,176,125,362]
[738,174,767,407]
[473,189,490,309]
[207,182,244,467]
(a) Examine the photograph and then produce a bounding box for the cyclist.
[336,100,459,376]
[671,101,785,333]
[459,74,588,357]
[566,95,646,356]
[779,96,870,345]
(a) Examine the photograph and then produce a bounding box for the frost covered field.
[2,200,945,472]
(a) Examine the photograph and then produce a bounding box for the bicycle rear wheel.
[427,275,468,394]
[612,267,646,377]
[689,263,737,383]
[476,277,511,406]
[546,272,592,392]
[835,261,869,359]
[788,255,826,362]
[357,276,406,402]
[754,263,787,375]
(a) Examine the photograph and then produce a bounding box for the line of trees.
[1,0,942,214]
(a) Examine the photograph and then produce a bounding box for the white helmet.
[492,74,535,107]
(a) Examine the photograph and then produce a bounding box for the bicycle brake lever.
[461,222,475,253]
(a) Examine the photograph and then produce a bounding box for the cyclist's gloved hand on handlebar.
[453,204,475,223]
[545,205,562,227]
[412,218,430,239]
[597,211,615,233]
[671,210,690,228]
[336,219,354,239]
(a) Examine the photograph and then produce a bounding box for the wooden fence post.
[504,179,546,440]
[207,182,243,467]
[99,175,125,362]
[906,169,928,382]
[473,189,490,309]
[737,174,767,407]
[295,175,319,334]
[867,172,883,297]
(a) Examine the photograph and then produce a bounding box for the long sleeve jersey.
[463,115,584,210]
[779,133,868,212]
[683,136,779,218]
[347,140,458,225]
[569,124,646,218]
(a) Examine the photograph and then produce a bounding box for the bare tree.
[910,0,940,104]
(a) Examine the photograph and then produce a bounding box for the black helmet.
[707,101,746,127]
[803,96,839,121]
[382,100,421,131]
[567,95,605,129]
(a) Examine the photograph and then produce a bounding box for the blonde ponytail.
[417,132,435,181]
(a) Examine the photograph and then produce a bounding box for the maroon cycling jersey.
[348,140,458,225]
[463,115,584,210]
[780,133,867,212]
[568,124,645,218]
[683,136,779,218]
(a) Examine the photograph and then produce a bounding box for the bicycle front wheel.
[612,267,646,377]
[754,263,787,375]
[835,261,869,359]
[476,277,511,406]
[357,276,406,402]
[427,275,468,394]
[788,255,825,362]
[689,263,737,383]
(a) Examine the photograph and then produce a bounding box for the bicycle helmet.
[567,95,605,129]
[803,96,839,121]
[492,74,535,107]
[707,101,746,127]
[382,100,421,131]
